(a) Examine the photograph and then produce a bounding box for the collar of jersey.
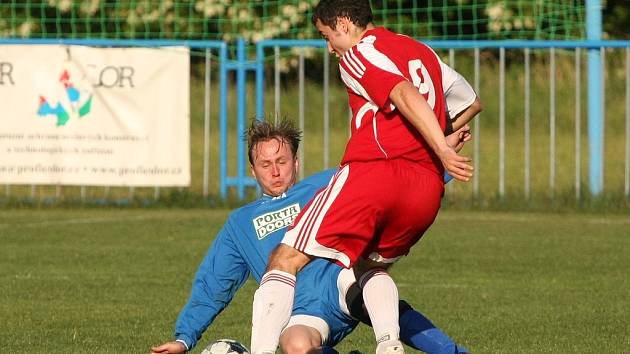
[361,26,387,41]
[261,192,287,201]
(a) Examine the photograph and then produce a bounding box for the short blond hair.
[246,119,302,165]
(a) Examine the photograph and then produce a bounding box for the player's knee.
[267,244,311,273]
[353,258,393,281]
[280,331,319,354]
[280,340,314,354]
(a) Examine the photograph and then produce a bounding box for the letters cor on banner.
[0,45,190,187]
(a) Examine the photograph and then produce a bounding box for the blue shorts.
[291,259,358,346]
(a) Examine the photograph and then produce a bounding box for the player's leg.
[345,275,468,354]
[398,301,469,354]
[280,316,339,354]
[280,324,326,354]
[281,262,360,354]
[251,244,312,354]
[354,159,444,354]
[354,260,404,354]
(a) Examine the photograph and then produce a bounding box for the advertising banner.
[0,45,190,186]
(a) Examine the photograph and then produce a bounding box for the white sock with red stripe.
[359,269,402,352]
[251,270,296,354]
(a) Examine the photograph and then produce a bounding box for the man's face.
[250,138,298,197]
[316,18,353,58]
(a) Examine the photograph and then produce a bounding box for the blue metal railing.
[253,38,630,200]
[4,14,630,202]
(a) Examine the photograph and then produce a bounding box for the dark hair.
[312,0,373,30]
[246,119,302,165]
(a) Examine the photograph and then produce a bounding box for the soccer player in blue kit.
[151,59,480,354]
[151,125,475,354]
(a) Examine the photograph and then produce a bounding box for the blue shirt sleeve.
[443,172,454,184]
[174,221,250,350]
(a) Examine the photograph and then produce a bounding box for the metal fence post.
[587,0,604,195]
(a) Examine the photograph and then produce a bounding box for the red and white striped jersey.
[338,27,446,175]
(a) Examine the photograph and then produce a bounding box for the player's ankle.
[375,338,404,354]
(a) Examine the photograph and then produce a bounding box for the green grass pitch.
[1,208,628,353]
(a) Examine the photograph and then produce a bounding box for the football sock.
[251,270,296,354]
[359,269,401,349]
[399,307,458,354]
[375,338,405,354]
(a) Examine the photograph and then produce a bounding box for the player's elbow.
[390,81,418,112]
[471,97,483,115]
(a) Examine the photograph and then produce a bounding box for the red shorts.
[282,159,444,268]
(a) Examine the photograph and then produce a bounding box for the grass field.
[1,208,629,353]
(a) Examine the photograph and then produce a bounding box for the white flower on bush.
[80,0,100,16]
[282,5,297,17]
[195,0,227,17]
[298,1,311,12]
[239,9,251,22]
[485,3,504,19]
[19,21,33,37]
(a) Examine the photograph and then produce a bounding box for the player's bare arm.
[150,341,186,354]
[389,80,473,181]
[451,97,483,132]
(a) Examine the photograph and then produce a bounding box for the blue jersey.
[175,169,357,350]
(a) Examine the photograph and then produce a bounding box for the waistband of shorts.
[341,157,442,177]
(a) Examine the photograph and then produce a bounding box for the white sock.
[251,270,296,354]
[360,269,401,349]
[375,339,404,354]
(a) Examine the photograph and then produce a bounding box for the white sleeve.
[440,60,477,119]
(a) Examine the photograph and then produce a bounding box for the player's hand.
[151,341,187,354]
[446,124,471,153]
[437,145,473,182]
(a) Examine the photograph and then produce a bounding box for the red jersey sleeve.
[339,38,407,112]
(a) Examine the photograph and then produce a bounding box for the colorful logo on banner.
[37,69,93,126]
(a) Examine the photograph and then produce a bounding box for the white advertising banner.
[0,45,190,186]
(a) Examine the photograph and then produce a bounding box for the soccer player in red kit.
[250,1,474,354]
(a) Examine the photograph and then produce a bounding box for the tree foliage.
[0,1,625,41]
